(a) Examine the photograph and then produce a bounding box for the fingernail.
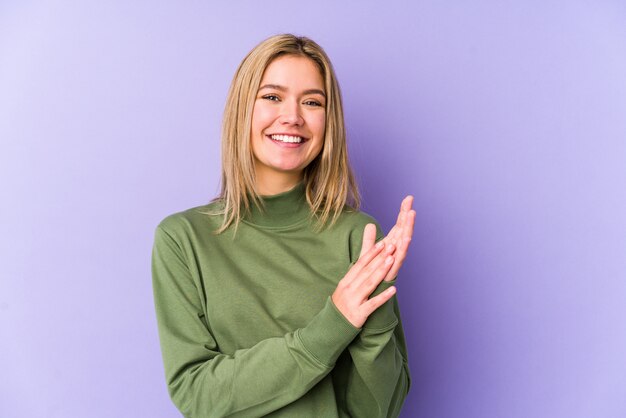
[386,256,394,265]
[375,241,384,249]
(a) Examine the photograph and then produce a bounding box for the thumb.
[359,223,377,258]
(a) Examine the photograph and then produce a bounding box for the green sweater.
[151,182,411,417]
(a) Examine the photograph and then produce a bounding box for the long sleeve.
[343,223,411,417]
[151,225,361,418]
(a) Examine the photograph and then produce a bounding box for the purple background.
[1,1,625,417]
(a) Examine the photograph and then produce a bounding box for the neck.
[244,180,310,228]
[255,169,303,196]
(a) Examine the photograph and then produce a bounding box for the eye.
[262,94,280,102]
[304,99,323,107]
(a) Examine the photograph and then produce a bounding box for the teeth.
[270,134,303,143]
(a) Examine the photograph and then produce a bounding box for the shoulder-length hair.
[207,33,360,234]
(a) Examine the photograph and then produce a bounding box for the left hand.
[359,195,416,282]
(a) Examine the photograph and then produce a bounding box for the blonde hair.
[207,33,360,234]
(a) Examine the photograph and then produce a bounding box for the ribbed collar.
[243,181,311,228]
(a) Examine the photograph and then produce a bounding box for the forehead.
[261,55,324,88]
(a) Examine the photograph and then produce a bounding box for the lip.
[265,133,309,148]
[267,132,309,141]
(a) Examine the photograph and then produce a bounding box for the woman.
[152,34,415,417]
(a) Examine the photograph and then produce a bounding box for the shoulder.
[333,207,384,238]
[323,208,384,264]
[155,200,224,239]
[339,208,379,227]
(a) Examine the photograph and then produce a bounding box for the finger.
[353,245,395,290]
[384,223,401,244]
[384,197,414,249]
[384,236,411,281]
[381,224,403,250]
[345,240,385,282]
[402,208,416,240]
[384,210,416,281]
[364,253,395,292]
[401,195,414,212]
[359,223,377,258]
[394,196,414,238]
[381,196,414,245]
[391,196,413,232]
[362,286,396,315]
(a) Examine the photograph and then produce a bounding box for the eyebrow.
[259,84,326,98]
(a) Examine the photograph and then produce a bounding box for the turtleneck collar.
[243,181,311,228]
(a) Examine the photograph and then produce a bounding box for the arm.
[152,225,360,418]
[344,281,411,417]
[344,197,415,417]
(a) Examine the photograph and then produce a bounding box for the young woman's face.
[250,55,326,189]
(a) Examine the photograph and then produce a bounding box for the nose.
[279,100,304,126]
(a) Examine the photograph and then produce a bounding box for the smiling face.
[250,54,326,195]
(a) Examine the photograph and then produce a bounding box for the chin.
[265,159,306,173]
[273,165,305,173]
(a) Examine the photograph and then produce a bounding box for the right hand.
[331,237,397,328]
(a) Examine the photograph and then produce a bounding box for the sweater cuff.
[363,279,399,330]
[298,296,361,368]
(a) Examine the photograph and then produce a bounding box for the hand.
[332,240,397,328]
[360,195,416,282]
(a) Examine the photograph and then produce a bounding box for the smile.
[269,134,306,144]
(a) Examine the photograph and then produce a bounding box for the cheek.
[311,113,326,137]
[251,104,275,133]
